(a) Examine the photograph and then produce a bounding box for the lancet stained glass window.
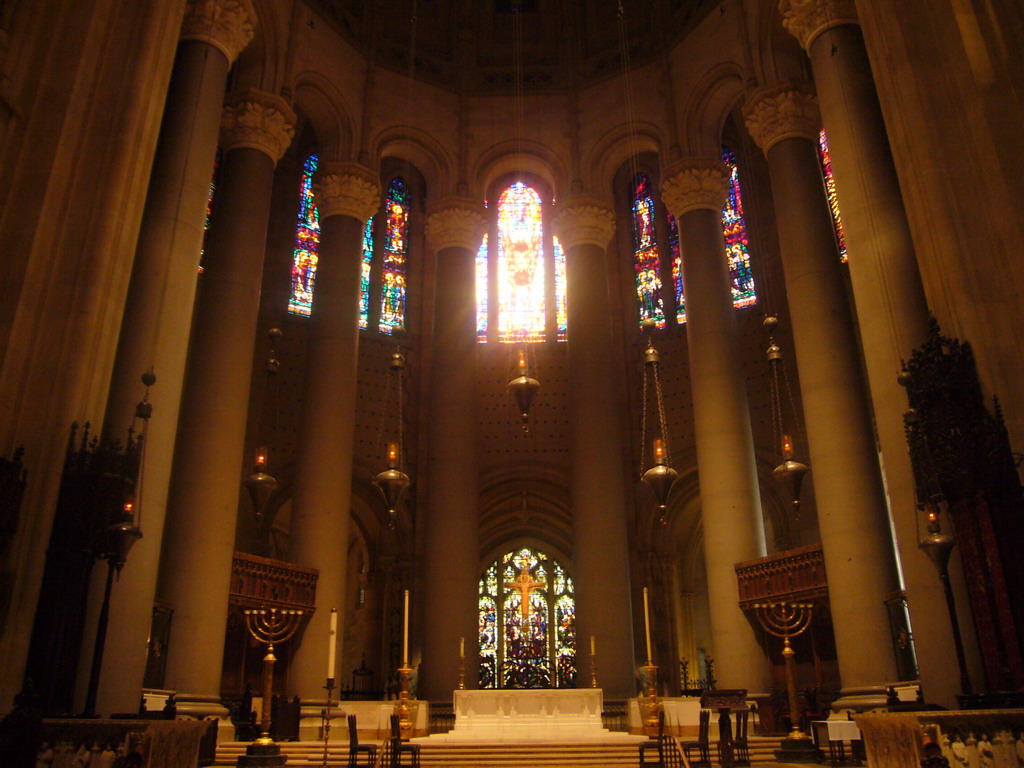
[379,177,410,333]
[632,173,666,329]
[498,183,546,342]
[479,547,575,689]
[669,214,685,323]
[288,153,320,316]
[359,217,374,329]
[198,148,222,274]
[553,236,567,340]
[477,234,489,339]
[721,147,757,308]
[818,130,848,263]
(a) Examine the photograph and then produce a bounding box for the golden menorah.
[753,602,814,740]
[244,607,304,746]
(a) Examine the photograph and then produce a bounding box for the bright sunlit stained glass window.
[358,217,374,329]
[669,214,685,323]
[631,173,666,329]
[498,183,546,342]
[379,177,410,333]
[553,236,567,340]
[288,153,320,316]
[818,130,848,263]
[721,146,757,309]
[477,233,489,339]
[479,547,575,689]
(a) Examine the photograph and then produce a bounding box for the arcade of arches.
[0,0,1023,733]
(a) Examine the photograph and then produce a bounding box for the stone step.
[214,736,786,767]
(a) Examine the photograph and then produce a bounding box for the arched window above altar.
[479,546,576,689]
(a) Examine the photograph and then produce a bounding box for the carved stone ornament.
[312,162,381,223]
[551,194,616,251]
[660,157,730,219]
[220,89,296,163]
[778,0,858,51]
[425,197,487,252]
[181,0,257,65]
[743,82,821,155]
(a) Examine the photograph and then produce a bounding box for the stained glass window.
[288,153,320,316]
[818,130,848,263]
[359,217,374,329]
[721,147,757,309]
[479,546,576,689]
[198,148,222,274]
[498,183,546,342]
[632,173,666,329]
[378,178,410,333]
[669,214,685,323]
[476,234,489,340]
[553,236,567,341]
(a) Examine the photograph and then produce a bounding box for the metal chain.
[652,358,672,467]
[640,352,649,477]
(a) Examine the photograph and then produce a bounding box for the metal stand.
[320,677,335,768]
[642,663,662,735]
[397,665,413,735]
[457,654,465,690]
[590,650,597,688]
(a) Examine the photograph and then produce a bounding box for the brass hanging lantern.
[507,346,540,433]
[765,316,810,514]
[374,339,411,520]
[639,326,678,523]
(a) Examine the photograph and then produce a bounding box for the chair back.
[390,713,401,739]
[735,709,748,740]
[698,709,710,741]
[348,714,358,746]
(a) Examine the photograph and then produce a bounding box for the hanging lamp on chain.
[507,345,540,433]
[765,316,810,514]
[244,328,282,554]
[639,320,678,523]
[374,331,411,521]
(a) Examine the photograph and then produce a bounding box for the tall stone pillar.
[744,82,899,703]
[779,0,972,707]
[419,198,487,700]
[552,196,636,698]
[288,163,379,716]
[91,0,255,717]
[153,89,294,715]
[660,161,769,694]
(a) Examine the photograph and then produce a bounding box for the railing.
[229,551,319,611]
[735,543,828,607]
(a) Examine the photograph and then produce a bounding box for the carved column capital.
[312,162,380,223]
[425,197,487,252]
[660,157,730,219]
[779,0,858,51]
[220,89,296,163]
[181,0,257,64]
[551,194,616,251]
[743,82,821,155]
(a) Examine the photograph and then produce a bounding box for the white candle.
[460,636,465,658]
[327,608,337,681]
[643,587,653,664]
[590,635,596,656]
[403,589,410,666]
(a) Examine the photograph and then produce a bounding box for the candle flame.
[782,434,793,460]
[387,442,399,466]
[653,438,664,463]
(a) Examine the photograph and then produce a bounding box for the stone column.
[744,82,900,703]
[288,163,379,721]
[419,198,487,700]
[660,161,769,694]
[91,0,255,717]
[153,89,294,714]
[552,196,636,698]
[779,0,970,708]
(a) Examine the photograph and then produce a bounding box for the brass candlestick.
[457,654,466,690]
[590,650,597,688]
[320,677,335,768]
[244,607,304,745]
[397,664,413,734]
[643,663,662,734]
[754,602,813,740]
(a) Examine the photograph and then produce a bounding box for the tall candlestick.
[403,589,409,666]
[327,608,337,681]
[643,587,653,664]
[460,636,464,657]
[590,635,595,656]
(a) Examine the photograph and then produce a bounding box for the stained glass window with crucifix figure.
[479,546,576,688]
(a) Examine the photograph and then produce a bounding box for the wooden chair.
[347,715,377,768]
[389,713,420,768]
[681,709,711,767]
[733,708,750,766]
[639,710,665,767]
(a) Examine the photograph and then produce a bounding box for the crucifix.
[505,563,546,621]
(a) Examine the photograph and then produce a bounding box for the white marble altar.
[414,689,644,743]
[627,696,720,737]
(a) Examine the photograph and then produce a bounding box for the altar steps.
[214,735,784,766]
